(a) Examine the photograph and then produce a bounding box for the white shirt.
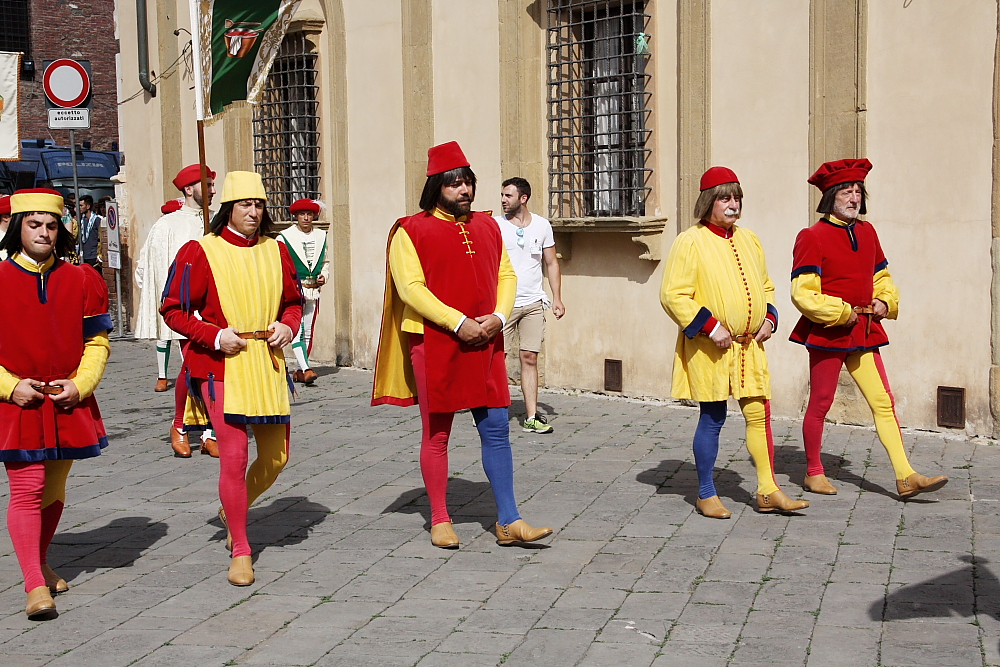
[495,212,555,308]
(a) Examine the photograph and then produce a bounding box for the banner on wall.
[0,51,21,160]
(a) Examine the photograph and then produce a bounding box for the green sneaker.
[522,414,553,434]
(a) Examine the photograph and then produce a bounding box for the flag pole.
[189,0,211,234]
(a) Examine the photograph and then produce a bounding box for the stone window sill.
[550,216,668,261]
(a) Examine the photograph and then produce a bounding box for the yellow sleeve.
[660,233,708,333]
[0,365,19,401]
[496,247,516,320]
[873,267,900,320]
[70,332,111,399]
[389,227,466,331]
[791,272,852,327]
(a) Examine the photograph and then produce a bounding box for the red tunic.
[789,218,890,351]
[394,210,510,413]
[0,259,113,461]
[160,227,303,381]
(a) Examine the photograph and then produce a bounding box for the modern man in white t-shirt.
[495,178,565,434]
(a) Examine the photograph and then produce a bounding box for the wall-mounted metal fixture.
[937,386,966,429]
[605,359,623,393]
[136,0,157,97]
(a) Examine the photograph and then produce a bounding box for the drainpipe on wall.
[136,0,156,97]
[991,1,1000,436]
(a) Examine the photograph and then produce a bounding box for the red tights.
[5,462,68,592]
[409,336,455,526]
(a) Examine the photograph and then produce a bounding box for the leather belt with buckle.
[852,305,877,335]
[733,334,754,345]
[235,330,280,370]
[31,385,63,395]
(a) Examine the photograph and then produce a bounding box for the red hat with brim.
[426,141,470,177]
[808,158,873,192]
[0,195,10,215]
[289,199,321,215]
[700,166,740,191]
[161,199,183,214]
[172,164,217,191]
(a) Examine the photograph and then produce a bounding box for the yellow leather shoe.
[228,555,254,586]
[41,564,68,594]
[219,507,232,552]
[26,585,57,620]
[804,474,838,495]
[430,522,460,548]
[695,495,732,519]
[495,519,553,546]
[757,489,810,513]
[897,472,948,499]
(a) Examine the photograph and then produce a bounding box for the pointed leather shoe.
[41,564,68,594]
[26,586,57,620]
[219,507,232,552]
[495,519,553,546]
[430,522,460,548]
[804,474,838,495]
[897,472,948,499]
[228,555,254,586]
[154,378,172,392]
[170,428,192,458]
[303,369,318,385]
[696,495,732,519]
[201,436,220,458]
[757,489,810,513]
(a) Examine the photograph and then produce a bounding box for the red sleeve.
[277,240,303,333]
[791,227,823,279]
[81,264,114,337]
[160,240,226,349]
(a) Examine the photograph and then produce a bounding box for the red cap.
[289,198,321,215]
[808,158,873,192]
[426,141,470,176]
[172,164,216,191]
[0,195,10,215]
[700,166,740,191]
[161,199,183,214]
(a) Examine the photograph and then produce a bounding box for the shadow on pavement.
[771,445,896,499]
[635,460,753,508]
[50,516,169,583]
[382,478,500,533]
[208,496,330,553]
[508,399,555,420]
[868,555,995,632]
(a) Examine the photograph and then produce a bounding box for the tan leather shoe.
[170,428,192,458]
[26,585,57,620]
[293,370,305,383]
[303,369,318,385]
[228,555,254,586]
[897,472,949,499]
[219,507,232,552]
[495,519,553,545]
[41,564,68,594]
[430,522,460,548]
[757,489,810,513]
[201,437,219,458]
[154,378,172,392]
[695,495,732,519]
[804,474,838,495]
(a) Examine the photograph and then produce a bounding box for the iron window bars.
[547,0,652,219]
[253,32,321,218]
[0,1,31,72]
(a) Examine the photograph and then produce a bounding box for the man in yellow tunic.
[661,167,808,518]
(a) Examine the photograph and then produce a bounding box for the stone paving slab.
[0,339,993,666]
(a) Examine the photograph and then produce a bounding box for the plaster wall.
[866,1,995,432]
[709,1,812,418]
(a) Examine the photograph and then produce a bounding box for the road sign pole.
[114,264,124,338]
[70,129,81,262]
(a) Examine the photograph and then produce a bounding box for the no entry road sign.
[43,59,91,108]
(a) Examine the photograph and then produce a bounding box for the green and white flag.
[191,0,301,122]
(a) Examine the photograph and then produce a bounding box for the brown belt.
[236,330,280,371]
[733,333,755,345]
[852,305,876,335]
[32,385,63,395]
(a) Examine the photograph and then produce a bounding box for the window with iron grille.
[0,0,31,77]
[547,0,652,219]
[253,32,320,218]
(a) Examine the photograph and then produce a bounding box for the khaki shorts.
[503,300,545,353]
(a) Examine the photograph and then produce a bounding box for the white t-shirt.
[495,212,555,308]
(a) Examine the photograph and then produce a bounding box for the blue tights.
[472,407,522,526]
[693,401,728,499]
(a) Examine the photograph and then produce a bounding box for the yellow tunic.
[660,223,776,401]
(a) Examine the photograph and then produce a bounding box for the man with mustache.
[373,141,552,549]
[661,167,808,518]
[790,158,947,499]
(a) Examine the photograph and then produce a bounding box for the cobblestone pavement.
[0,339,995,666]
